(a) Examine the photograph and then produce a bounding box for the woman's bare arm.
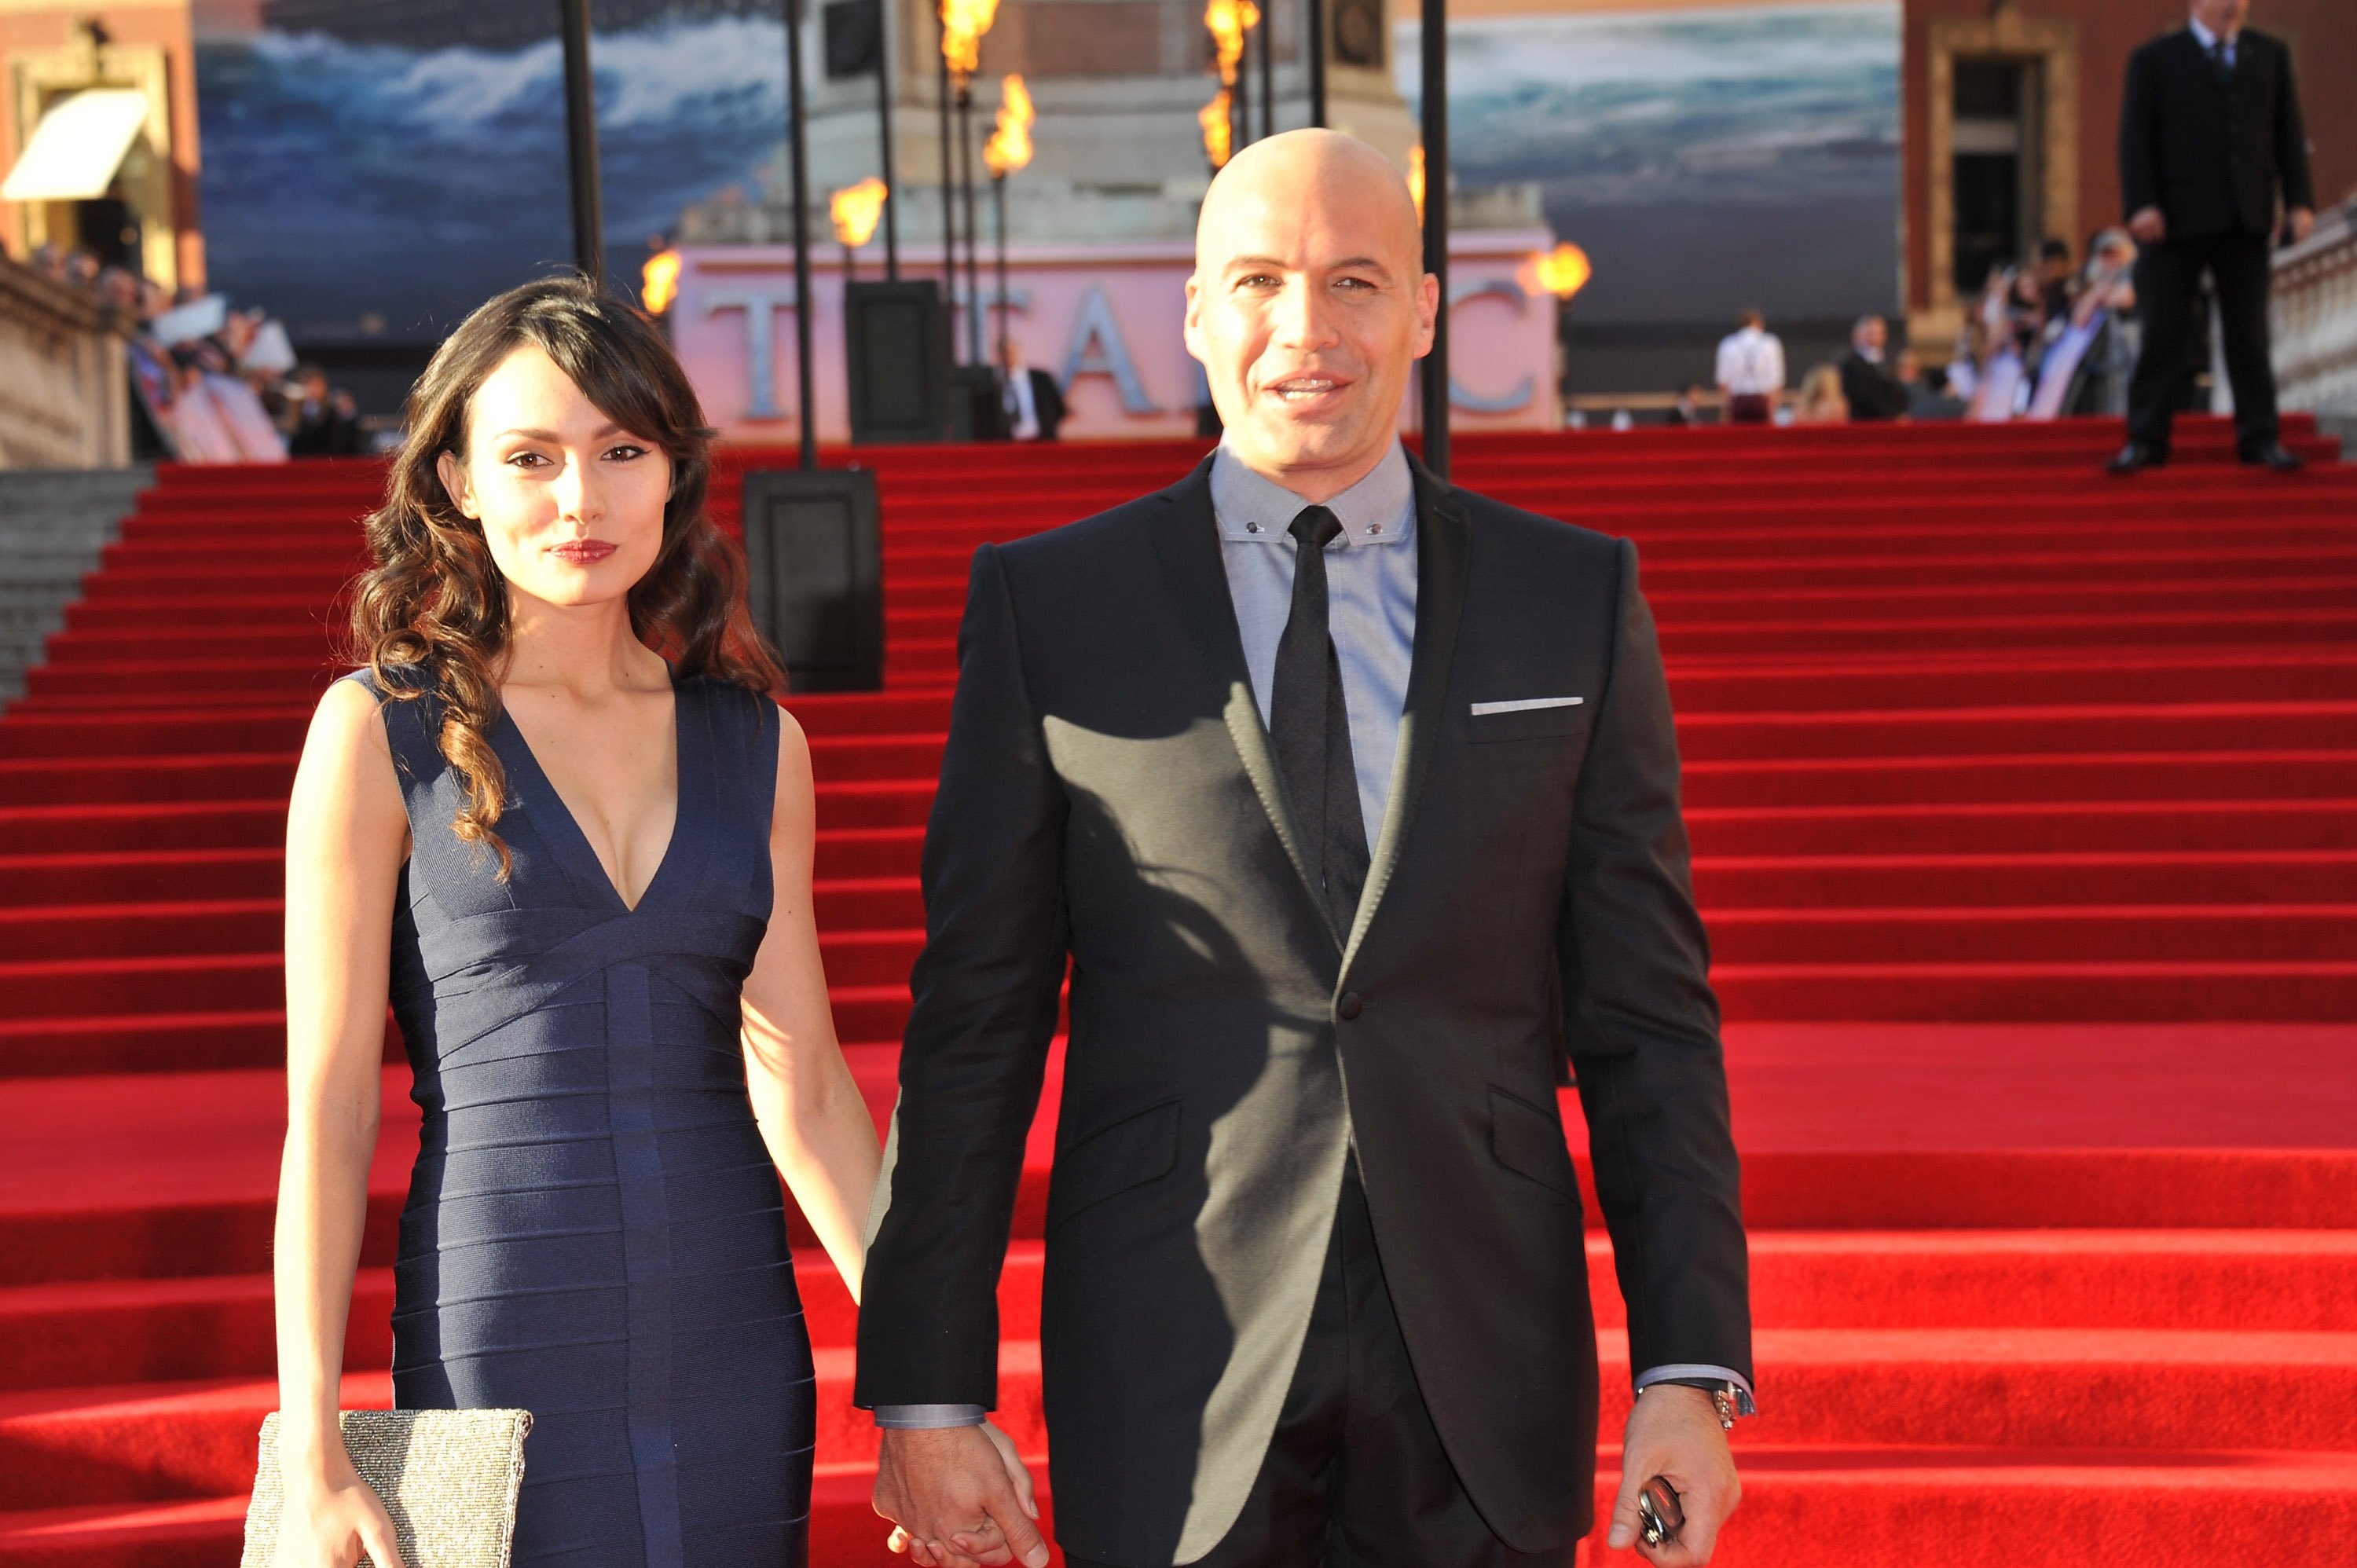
[740,705,883,1300]
[273,677,410,1565]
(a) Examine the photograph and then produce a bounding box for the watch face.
[1333,0,1384,68]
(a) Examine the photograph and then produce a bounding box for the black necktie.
[2208,38,2232,81]
[1271,506,1371,934]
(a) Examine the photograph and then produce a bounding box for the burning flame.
[641,247,680,315]
[1408,145,1424,223]
[939,0,1000,82]
[1521,241,1593,302]
[1200,87,1233,170]
[831,177,889,248]
[1204,0,1259,84]
[984,74,1034,177]
[1198,0,1258,168]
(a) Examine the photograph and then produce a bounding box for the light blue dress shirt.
[1209,436,1418,846]
[874,441,1751,1427]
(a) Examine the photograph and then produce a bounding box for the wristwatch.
[1653,1379,1747,1431]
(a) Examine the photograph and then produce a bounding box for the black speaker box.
[844,280,948,445]
[740,467,885,693]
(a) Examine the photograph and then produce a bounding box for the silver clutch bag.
[242,1409,533,1568]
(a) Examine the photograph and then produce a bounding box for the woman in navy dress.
[269,278,905,1566]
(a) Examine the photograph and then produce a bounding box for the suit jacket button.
[1336,991,1363,1020]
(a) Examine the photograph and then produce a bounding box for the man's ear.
[1415,271,1441,357]
[435,449,475,519]
[1182,274,1207,364]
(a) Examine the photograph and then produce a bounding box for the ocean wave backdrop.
[1401,2,1901,326]
[196,13,790,342]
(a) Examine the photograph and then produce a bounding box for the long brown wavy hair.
[346,274,785,874]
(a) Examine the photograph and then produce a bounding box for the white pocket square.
[1469,697,1584,716]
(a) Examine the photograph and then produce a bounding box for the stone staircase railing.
[0,257,131,471]
[2274,196,2357,448]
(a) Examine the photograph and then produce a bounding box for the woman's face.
[438,344,672,617]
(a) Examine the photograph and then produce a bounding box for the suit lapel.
[1342,458,1472,971]
[1148,458,1340,945]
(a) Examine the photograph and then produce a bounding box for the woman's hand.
[273,1458,407,1568]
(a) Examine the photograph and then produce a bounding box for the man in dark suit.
[1837,315,1909,423]
[859,130,1753,1568]
[2110,0,2315,474]
[998,336,1068,441]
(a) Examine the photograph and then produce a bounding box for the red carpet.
[1,416,2353,1564]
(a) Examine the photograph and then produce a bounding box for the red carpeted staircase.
[2,416,2355,1566]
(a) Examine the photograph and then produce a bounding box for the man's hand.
[2128,206,2167,244]
[1604,1386,1740,1564]
[2287,207,2316,246]
[874,1422,1047,1568]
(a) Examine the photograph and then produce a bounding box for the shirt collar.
[1210,438,1416,548]
[2190,16,2233,52]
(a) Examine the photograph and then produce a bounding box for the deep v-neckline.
[497,679,692,914]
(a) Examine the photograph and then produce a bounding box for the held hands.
[2128,206,2167,244]
[2288,207,2316,246]
[273,1458,407,1568]
[875,1420,1049,1568]
[1605,1385,1740,1565]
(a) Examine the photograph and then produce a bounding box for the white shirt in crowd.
[1003,363,1040,441]
[1714,324,1786,396]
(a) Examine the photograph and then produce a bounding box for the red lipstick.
[549,539,618,565]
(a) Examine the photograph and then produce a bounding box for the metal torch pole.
[938,40,958,360]
[992,170,1009,360]
[876,0,899,279]
[1418,0,1447,478]
[1256,3,1274,141]
[786,0,819,470]
[958,84,981,368]
[1305,0,1325,128]
[559,0,604,284]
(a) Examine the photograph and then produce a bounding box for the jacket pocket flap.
[1488,1086,1582,1200]
[1047,1099,1182,1233]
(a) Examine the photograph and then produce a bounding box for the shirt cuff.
[1633,1365,1758,1417]
[871,1404,990,1430]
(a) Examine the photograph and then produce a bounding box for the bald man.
[856,130,1753,1568]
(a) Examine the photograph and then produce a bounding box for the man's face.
[1857,318,1886,354]
[2191,0,2249,35]
[1185,132,1438,494]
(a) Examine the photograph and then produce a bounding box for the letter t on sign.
[706,287,801,420]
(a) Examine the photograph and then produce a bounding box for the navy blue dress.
[355,669,814,1567]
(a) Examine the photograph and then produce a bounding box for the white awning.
[2,90,149,203]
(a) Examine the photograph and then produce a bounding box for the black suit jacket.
[1002,365,1067,440]
[2120,27,2313,240]
[856,455,1752,1566]
[1838,352,1908,422]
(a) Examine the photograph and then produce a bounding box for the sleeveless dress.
[354,669,815,1567]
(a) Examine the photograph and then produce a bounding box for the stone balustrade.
[0,257,130,471]
[2273,196,2357,423]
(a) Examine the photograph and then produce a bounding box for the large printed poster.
[1406,0,1901,337]
[192,0,789,345]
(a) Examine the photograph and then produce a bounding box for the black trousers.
[1068,1163,1576,1568]
[2127,227,2279,455]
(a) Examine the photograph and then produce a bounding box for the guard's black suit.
[2118,25,2313,455]
[856,456,1752,1566]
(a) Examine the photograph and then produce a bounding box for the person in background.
[1900,353,1968,421]
[286,364,366,456]
[997,335,1068,441]
[1838,316,1909,422]
[1670,384,1709,427]
[2110,0,2313,474]
[2076,229,2143,416]
[2036,237,2078,324]
[1714,309,1784,424]
[1791,364,1849,425]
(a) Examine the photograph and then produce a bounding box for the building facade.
[1902,0,2355,354]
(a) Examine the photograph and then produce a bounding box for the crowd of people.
[18,240,370,463]
[1691,229,2153,430]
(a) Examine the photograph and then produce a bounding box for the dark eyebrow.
[1329,256,1392,277]
[491,423,632,443]
[1222,255,1395,279]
